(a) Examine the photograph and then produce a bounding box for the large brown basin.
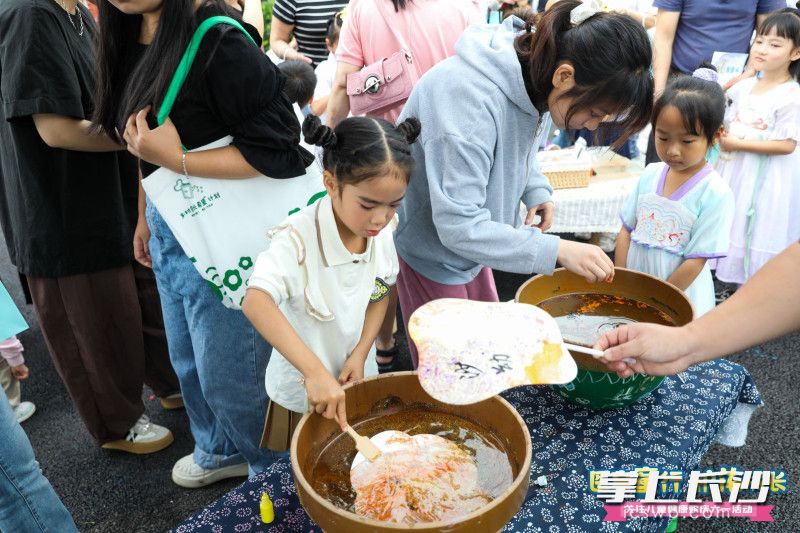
[516,267,695,409]
[290,372,532,532]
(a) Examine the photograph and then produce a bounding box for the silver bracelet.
[181,149,188,177]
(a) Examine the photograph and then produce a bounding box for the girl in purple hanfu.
[713,9,800,285]
[616,68,735,317]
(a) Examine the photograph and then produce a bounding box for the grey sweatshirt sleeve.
[423,134,560,275]
[521,153,554,209]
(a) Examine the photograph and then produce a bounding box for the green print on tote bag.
[142,16,326,309]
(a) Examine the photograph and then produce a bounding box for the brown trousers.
[132,262,179,398]
[27,263,178,444]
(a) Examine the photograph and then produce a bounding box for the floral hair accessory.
[692,67,719,83]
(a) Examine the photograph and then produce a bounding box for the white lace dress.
[712,78,800,283]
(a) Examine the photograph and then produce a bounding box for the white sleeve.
[377,223,399,286]
[767,86,800,142]
[247,227,304,306]
[313,61,333,99]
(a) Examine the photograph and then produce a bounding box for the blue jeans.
[0,398,77,532]
[147,203,278,474]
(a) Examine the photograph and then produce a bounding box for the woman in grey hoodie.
[395,1,654,366]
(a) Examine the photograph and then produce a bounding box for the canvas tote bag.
[142,16,325,309]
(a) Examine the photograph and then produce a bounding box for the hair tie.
[692,67,719,83]
[570,0,602,26]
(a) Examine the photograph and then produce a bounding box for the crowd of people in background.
[0,0,799,531]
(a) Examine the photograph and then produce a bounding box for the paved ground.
[1,236,797,532]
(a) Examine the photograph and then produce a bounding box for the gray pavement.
[1,237,797,532]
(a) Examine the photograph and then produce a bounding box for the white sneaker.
[159,392,184,410]
[14,401,36,424]
[101,414,173,454]
[171,453,249,488]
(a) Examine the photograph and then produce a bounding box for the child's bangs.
[653,92,704,138]
[758,15,800,43]
[677,101,704,139]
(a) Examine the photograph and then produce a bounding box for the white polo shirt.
[248,195,399,413]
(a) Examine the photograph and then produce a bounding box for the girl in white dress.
[617,68,735,317]
[713,8,800,284]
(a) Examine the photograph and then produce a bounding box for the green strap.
[157,16,257,125]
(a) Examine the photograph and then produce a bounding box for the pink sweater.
[336,0,482,124]
[0,336,24,367]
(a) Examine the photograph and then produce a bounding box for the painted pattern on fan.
[409,299,578,405]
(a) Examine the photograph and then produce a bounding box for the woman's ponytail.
[514,0,581,108]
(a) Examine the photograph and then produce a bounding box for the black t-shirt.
[0,0,132,277]
[136,7,313,179]
[118,153,141,231]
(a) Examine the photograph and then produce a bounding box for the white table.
[546,168,640,235]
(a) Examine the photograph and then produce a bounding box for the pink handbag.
[346,2,419,116]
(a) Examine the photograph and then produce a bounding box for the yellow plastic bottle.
[260,492,275,524]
